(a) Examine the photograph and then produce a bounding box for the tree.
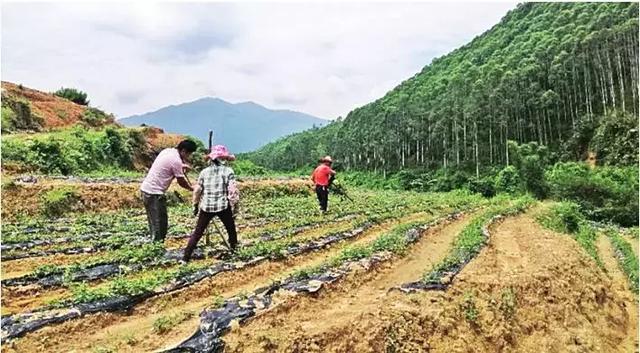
[54,87,89,106]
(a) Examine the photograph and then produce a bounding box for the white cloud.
[1,1,516,119]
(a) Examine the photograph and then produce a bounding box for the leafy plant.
[545,162,638,226]
[212,294,225,308]
[461,291,479,324]
[499,287,517,319]
[494,165,521,194]
[70,282,111,303]
[152,311,194,334]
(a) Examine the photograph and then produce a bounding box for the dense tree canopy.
[246,3,639,173]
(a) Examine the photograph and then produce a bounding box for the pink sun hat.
[208,145,236,161]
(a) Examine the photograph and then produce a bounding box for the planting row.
[400,195,535,292]
[164,208,477,352]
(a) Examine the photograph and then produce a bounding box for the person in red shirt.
[311,156,336,213]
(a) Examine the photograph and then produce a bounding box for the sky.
[1,1,517,120]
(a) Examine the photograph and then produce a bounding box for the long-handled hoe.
[210,218,232,251]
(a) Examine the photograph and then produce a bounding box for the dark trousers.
[142,191,168,242]
[184,207,238,260]
[315,185,329,211]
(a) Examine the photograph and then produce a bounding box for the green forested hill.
[246,2,639,173]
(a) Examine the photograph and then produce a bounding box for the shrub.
[1,97,43,131]
[494,165,521,194]
[1,106,16,133]
[2,138,31,164]
[81,107,111,126]
[537,201,585,234]
[467,175,496,198]
[340,171,401,190]
[233,159,269,176]
[28,138,75,175]
[428,168,471,192]
[54,87,89,105]
[545,162,638,226]
[508,141,550,199]
[41,187,83,217]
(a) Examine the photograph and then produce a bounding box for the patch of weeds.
[45,297,66,308]
[2,179,19,191]
[370,224,412,254]
[460,291,479,324]
[112,242,165,264]
[152,310,194,334]
[499,287,517,319]
[237,290,249,301]
[41,186,83,217]
[575,224,604,268]
[292,265,325,280]
[332,245,372,265]
[384,325,401,353]
[121,332,138,345]
[108,270,174,297]
[175,263,202,278]
[212,294,225,308]
[235,240,287,261]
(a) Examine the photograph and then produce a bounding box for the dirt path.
[222,212,473,352]
[596,233,639,351]
[426,212,637,353]
[3,211,441,352]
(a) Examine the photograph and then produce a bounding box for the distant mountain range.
[119,98,327,153]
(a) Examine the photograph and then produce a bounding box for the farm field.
[2,2,639,353]
[0,178,637,353]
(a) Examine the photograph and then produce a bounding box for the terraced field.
[1,179,637,353]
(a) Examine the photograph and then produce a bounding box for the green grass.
[606,228,639,294]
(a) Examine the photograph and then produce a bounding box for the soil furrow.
[221,212,473,352]
[212,210,639,353]
[2,211,439,352]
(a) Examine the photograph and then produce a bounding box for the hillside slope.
[1,82,186,175]
[119,97,327,153]
[246,3,639,172]
[1,81,115,132]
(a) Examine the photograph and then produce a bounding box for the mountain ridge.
[120,97,327,152]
